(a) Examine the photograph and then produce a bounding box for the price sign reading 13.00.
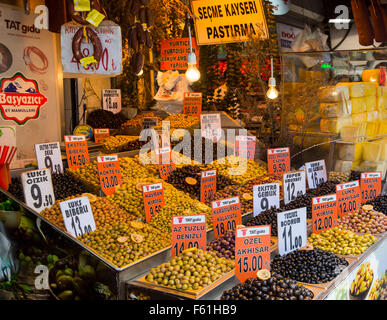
[97,155,122,196]
[235,225,271,282]
[211,196,242,239]
[361,172,381,204]
[267,147,290,175]
[64,135,90,170]
[171,215,206,258]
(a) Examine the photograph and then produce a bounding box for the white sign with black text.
[102,89,122,114]
[34,142,63,174]
[305,160,327,189]
[283,170,306,205]
[253,183,280,216]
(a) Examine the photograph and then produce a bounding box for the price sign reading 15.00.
[277,207,307,256]
[212,197,242,239]
[171,215,206,258]
[336,181,361,218]
[235,225,271,282]
[97,155,122,196]
[142,182,166,223]
[201,170,217,203]
[267,148,290,175]
[21,168,55,213]
[361,172,381,204]
[64,135,90,170]
[34,142,63,175]
[283,170,306,205]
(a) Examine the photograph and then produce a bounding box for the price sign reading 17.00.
[21,169,55,213]
[277,207,307,256]
[253,183,280,217]
[171,215,206,258]
[235,225,271,283]
[200,169,217,203]
[267,148,290,175]
[64,135,90,170]
[97,155,122,196]
[143,182,166,223]
[59,196,96,238]
[336,181,361,218]
[283,170,306,205]
[305,160,327,189]
[34,142,63,175]
[361,172,382,204]
[312,194,337,234]
[212,197,242,239]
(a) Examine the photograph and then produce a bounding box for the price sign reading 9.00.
[142,182,166,223]
[200,170,217,203]
[312,194,337,234]
[361,172,381,204]
[212,197,242,239]
[171,215,206,258]
[64,135,90,170]
[97,155,122,196]
[34,142,63,175]
[235,225,271,282]
[21,169,55,213]
[267,148,290,175]
[336,181,361,218]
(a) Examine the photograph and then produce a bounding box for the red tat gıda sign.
[160,37,199,71]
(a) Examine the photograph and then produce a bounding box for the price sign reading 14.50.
[64,135,90,170]
[267,148,290,175]
[235,225,271,282]
[336,181,361,218]
[201,170,217,203]
[34,142,63,175]
[277,207,307,256]
[97,155,122,196]
[171,215,206,258]
[211,197,242,239]
[21,168,56,213]
[361,172,381,204]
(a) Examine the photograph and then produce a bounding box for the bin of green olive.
[121,112,164,128]
[307,227,377,256]
[328,171,350,183]
[368,270,387,300]
[350,262,374,299]
[68,161,100,193]
[40,194,137,232]
[78,221,171,268]
[101,135,144,153]
[164,113,200,128]
[145,248,235,291]
[338,205,387,234]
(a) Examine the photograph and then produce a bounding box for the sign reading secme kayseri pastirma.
[191,0,269,45]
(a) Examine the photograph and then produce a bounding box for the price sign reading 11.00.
[336,181,361,218]
[305,160,327,189]
[34,142,63,175]
[283,170,306,205]
[59,196,96,238]
[142,182,166,223]
[171,215,206,258]
[361,172,381,204]
[211,197,242,239]
[200,170,217,203]
[253,183,280,217]
[97,155,122,196]
[21,168,55,213]
[235,225,271,283]
[277,207,307,256]
[312,194,337,234]
[267,147,290,175]
[64,135,90,170]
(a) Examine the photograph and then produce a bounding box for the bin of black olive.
[86,109,127,129]
[220,273,314,300]
[366,195,387,215]
[245,208,282,236]
[271,248,349,285]
[8,177,24,202]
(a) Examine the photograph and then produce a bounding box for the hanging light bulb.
[185,12,200,83]
[136,69,143,76]
[266,57,278,100]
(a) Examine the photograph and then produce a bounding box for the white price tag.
[59,196,96,238]
[305,160,327,189]
[283,170,306,205]
[34,142,63,174]
[21,169,55,213]
[277,207,307,256]
[200,114,222,142]
[253,183,280,216]
[102,89,121,114]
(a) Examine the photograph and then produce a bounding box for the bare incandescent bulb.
[266,57,278,100]
[136,69,143,76]
[185,52,200,82]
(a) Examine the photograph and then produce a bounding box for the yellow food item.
[366,121,380,136]
[362,69,380,83]
[340,125,363,142]
[365,96,377,112]
[350,262,373,297]
[337,82,364,98]
[363,142,383,161]
[352,112,367,125]
[376,96,387,111]
[360,161,387,180]
[334,160,353,172]
[367,111,379,122]
[337,143,363,161]
[319,101,351,118]
[361,82,378,96]
[320,117,352,134]
[257,269,271,281]
[377,86,387,97]
[351,97,367,114]
[319,86,350,102]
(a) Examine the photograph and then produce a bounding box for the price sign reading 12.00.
[212,197,242,239]
[312,194,337,234]
[267,148,290,175]
[277,207,307,256]
[21,169,55,213]
[94,128,110,143]
[336,181,361,218]
[200,170,217,203]
[64,135,90,170]
[34,142,63,175]
[235,225,271,282]
[59,196,96,238]
[171,215,206,258]
[157,147,176,180]
[283,171,306,205]
[97,155,122,196]
[305,160,327,189]
[183,92,202,117]
[361,172,381,204]
[142,182,166,223]
[253,183,280,217]
[234,136,256,161]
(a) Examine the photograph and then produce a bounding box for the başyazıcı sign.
[191,0,269,45]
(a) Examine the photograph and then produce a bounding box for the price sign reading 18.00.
[277,207,307,256]
[235,225,271,282]
[157,147,176,180]
[171,215,206,258]
[183,92,202,117]
[34,142,63,175]
[94,128,110,143]
[305,160,327,189]
[59,196,96,238]
[97,155,122,196]
[267,148,290,175]
[312,194,337,234]
[234,136,256,160]
[21,169,55,213]
[253,183,280,217]
[283,170,306,205]
[212,197,242,239]
[200,170,217,203]
[361,172,381,204]
[64,135,90,170]
[142,182,166,223]
[336,181,361,218]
